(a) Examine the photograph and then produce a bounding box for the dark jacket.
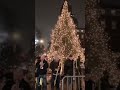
[100,75,110,90]
[117,82,120,90]
[2,72,14,90]
[2,78,31,90]
[50,60,60,74]
[64,59,73,75]
[85,80,95,90]
[36,59,48,76]
[19,79,31,90]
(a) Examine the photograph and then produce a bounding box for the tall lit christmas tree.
[48,0,85,62]
[85,0,120,86]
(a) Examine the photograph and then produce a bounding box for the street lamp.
[35,39,45,56]
[35,39,39,45]
[35,39,44,45]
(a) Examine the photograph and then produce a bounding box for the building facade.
[99,0,120,52]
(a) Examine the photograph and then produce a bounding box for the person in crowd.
[64,55,74,76]
[36,54,48,90]
[80,62,85,75]
[76,56,81,75]
[2,68,14,90]
[35,56,40,65]
[100,71,110,90]
[44,55,48,61]
[50,56,61,90]
[35,56,40,77]
[35,56,41,89]
[117,81,120,90]
[0,76,5,90]
[85,79,95,90]
[12,68,31,90]
[75,56,82,90]
[76,56,85,75]
[64,55,74,90]
[2,68,31,90]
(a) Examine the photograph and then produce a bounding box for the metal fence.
[61,75,85,90]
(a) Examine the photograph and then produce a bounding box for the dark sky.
[1,0,119,52]
[100,0,120,8]
[0,0,34,52]
[35,0,85,46]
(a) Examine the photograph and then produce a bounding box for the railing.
[61,75,85,90]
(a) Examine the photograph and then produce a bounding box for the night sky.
[100,0,120,8]
[35,0,85,46]
[35,0,120,51]
[0,0,34,52]
[0,0,120,52]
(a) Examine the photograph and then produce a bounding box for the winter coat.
[64,59,73,75]
[36,59,48,76]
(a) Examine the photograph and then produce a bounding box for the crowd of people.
[1,53,120,90]
[35,54,85,90]
[0,66,32,90]
[35,54,120,90]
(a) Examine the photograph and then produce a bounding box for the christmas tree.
[85,0,120,86]
[48,0,85,62]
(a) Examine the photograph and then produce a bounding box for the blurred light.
[0,32,8,37]
[35,39,39,44]
[81,30,84,33]
[40,39,44,43]
[0,32,8,43]
[12,32,21,40]
[43,53,47,56]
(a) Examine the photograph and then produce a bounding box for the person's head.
[53,56,59,62]
[44,55,48,61]
[35,56,40,63]
[38,55,41,59]
[78,56,80,59]
[55,58,60,62]
[40,54,45,61]
[68,55,73,60]
[36,56,40,60]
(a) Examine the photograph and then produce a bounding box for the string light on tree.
[48,0,85,62]
[85,0,120,86]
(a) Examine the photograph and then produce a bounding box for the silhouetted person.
[117,82,120,90]
[85,79,95,90]
[100,71,110,90]
[36,55,48,90]
[50,56,61,90]
[64,55,74,90]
